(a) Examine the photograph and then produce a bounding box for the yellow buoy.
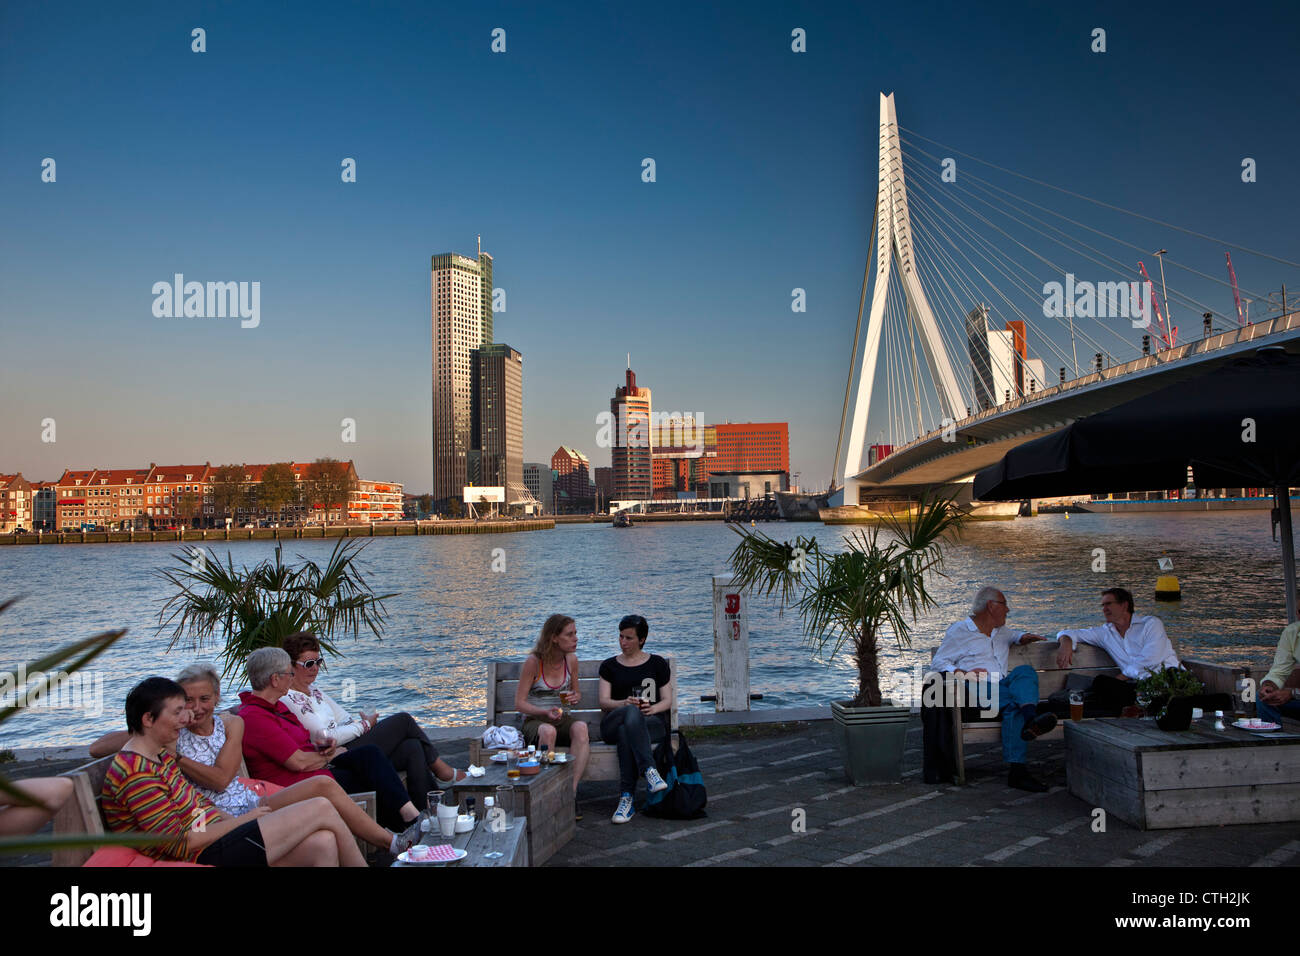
[1154,575,1182,601]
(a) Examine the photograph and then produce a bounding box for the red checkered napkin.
[424,844,461,862]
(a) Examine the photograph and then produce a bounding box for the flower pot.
[831,699,910,785]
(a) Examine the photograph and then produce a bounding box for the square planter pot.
[831,699,910,785]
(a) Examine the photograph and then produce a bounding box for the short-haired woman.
[514,614,590,800]
[598,615,672,825]
[100,677,367,866]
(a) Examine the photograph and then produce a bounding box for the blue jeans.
[1256,694,1300,725]
[600,706,667,794]
[986,665,1040,765]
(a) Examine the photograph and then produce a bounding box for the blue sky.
[3,0,1297,492]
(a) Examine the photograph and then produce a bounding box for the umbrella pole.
[1277,484,1298,624]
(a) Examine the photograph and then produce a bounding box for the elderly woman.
[598,614,672,825]
[101,676,366,866]
[91,662,420,856]
[277,631,465,810]
[237,647,421,834]
[514,614,590,800]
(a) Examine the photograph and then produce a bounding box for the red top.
[237,690,334,788]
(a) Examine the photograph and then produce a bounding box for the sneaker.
[1020,711,1058,742]
[645,767,668,794]
[391,817,424,854]
[612,793,635,824]
[1007,764,1048,793]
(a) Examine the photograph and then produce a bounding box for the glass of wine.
[311,728,336,751]
[1136,690,1153,718]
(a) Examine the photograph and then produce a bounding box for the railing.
[870,310,1300,468]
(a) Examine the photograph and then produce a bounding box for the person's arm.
[88,730,129,758]
[597,677,623,712]
[177,714,243,792]
[1262,622,1300,692]
[319,689,366,745]
[564,653,582,706]
[1131,618,1180,680]
[245,708,327,773]
[647,665,674,718]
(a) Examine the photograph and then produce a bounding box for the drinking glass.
[494,785,515,827]
[1068,690,1084,721]
[1136,691,1153,718]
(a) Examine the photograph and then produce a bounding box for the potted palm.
[727,494,963,784]
[156,539,394,682]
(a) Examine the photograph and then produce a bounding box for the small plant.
[1135,666,1204,718]
[0,750,15,764]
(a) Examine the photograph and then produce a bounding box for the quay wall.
[1083,497,1291,514]
[0,519,554,547]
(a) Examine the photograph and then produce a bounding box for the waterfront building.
[594,466,615,505]
[966,304,1018,410]
[349,478,405,522]
[551,446,593,513]
[471,343,528,505]
[709,422,789,476]
[524,463,555,514]
[32,480,57,530]
[707,470,789,499]
[611,367,653,500]
[0,474,34,532]
[143,464,215,528]
[432,242,494,508]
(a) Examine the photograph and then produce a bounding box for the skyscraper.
[471,343,527,503]
[432,244,494,505]
[611,366,652,500]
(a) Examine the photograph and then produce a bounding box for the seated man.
[1258,620,1300,725]
[238,646,420,834]
[1055,587,1180,712]
[929,586,1057,792]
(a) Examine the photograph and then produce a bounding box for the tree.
[304,458,356,526]
[156,540,395,682]
[726,494,963,707]
[447,497,464,519]
[417,494,433,517]
[259,462,297,525]
[210,464,247,524]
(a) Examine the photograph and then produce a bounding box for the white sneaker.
[612,793,635,824]
[645,767,668,794]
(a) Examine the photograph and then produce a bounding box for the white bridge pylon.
[839,93,965,500]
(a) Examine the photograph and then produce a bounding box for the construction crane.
[1137,260,1177,349]
[1226,252,1248,326]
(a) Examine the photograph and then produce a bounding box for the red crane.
[1137,261,1177,349]
[1226,252,1247,325]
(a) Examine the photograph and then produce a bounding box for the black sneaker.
[1020,711,1058,742]
[1008,764,1048,793]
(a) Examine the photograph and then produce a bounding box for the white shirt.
[1057,614,1180,680]
[931,617,1026,677]
[281,685,368,744]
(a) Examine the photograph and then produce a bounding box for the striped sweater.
[101,749,224,861]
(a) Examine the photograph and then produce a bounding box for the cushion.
[84,846,208,867]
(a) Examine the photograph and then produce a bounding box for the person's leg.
[329,745,419,830]
[389,738,435,810]
[569,720,590,793]
[600,708,639,794]
[999,666,1041,765]
[1089,674,1137,714]
[0,777,73,837]
[263,775,392,851]
[257,796,367,867]
[1256,695,1300,724]
[618,707,658,779]
[536,723,557,751]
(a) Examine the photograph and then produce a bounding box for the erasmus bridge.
[827,93,1300,514]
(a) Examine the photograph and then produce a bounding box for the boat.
[612,513,633,528]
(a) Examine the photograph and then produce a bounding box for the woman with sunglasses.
[279,631,465,811]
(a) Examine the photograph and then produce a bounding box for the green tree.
[156,540,395,682]
[417,494,433,517]
[305,458,356,526]
[726,494,963,707]
[209,464,247,524]
[259,462,297,525]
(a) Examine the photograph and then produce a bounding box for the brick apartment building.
[0,474,34,533]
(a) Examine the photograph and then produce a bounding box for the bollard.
[711,575,751,712]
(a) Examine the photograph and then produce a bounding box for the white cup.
[437,801,458,837]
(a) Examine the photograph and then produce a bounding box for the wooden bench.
[52,754,378,865]
[930,639,1239,784]
[468,658,678,782]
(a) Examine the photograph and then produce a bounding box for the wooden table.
[451,763,575,866]
[391,817,529,867]
[1065,716,1300,830]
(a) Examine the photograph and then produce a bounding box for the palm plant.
[156,539,395,682]
[727,494,963,707]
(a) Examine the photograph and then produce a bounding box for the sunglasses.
[295,658,323,669]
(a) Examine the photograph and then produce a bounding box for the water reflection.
[0,512,1291,747]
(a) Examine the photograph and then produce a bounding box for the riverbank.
[0,518,554,546]
[1082,497,1293,514]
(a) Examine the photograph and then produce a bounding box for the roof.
[146,464,213,484]
[57,469,98,488]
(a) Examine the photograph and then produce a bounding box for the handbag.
[643,728,707,819]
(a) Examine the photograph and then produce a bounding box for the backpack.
[643,729,707,819]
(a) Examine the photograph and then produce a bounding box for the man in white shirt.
[929,586,1057,792]
[1055,587,1181,712]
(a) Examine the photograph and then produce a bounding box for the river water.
[0,513,1291,748]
